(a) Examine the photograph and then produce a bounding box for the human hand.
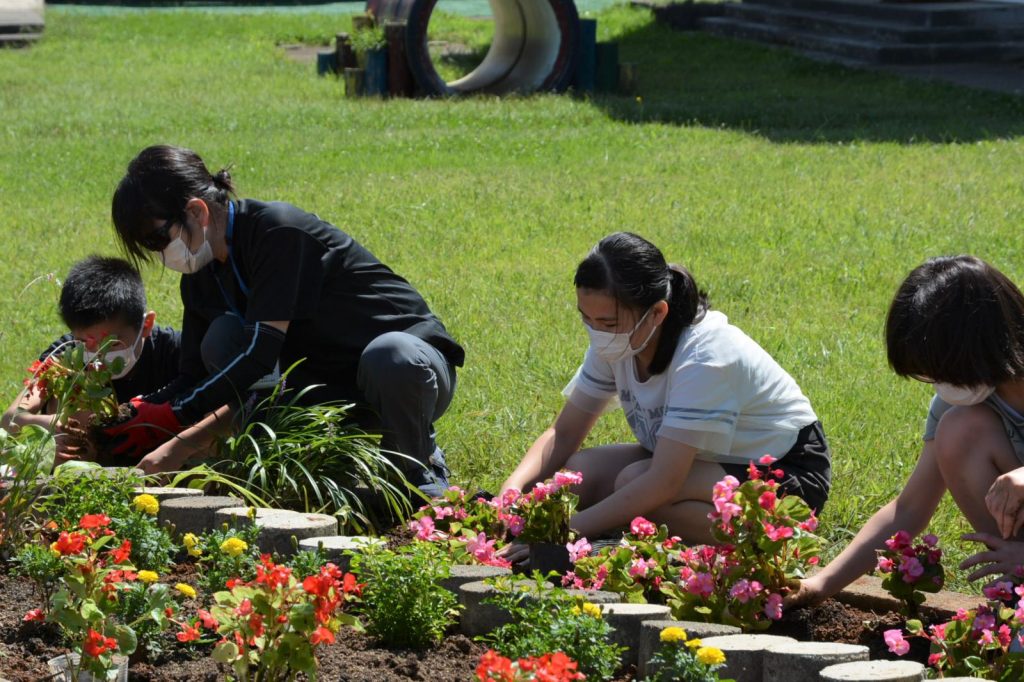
[101,397,182,459]
[782,575,827,611]
[960,532,1024,583]
[986,467,1024,539]
[495,541,530,568]
[53,413,95,465]
[136,438,192,477]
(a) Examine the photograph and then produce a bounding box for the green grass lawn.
[2,3,1023,590]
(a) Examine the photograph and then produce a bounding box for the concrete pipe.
[368,0,580,95]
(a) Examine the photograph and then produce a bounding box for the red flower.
[248,613,265,638]
[23,608,45,622]
[476,649,514,682]
[53,531,87,555]
[197,609,219,630]
[108,539,132,564]
[342,572,364,596]
[235,598,253,616]
[176,623,201,643]
[226,578,241,589]
[82,629,118,658]
[310,626,335,645]
[79,513,111,530]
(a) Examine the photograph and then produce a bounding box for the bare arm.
[2,390,55,434]
[791,440,946,606]
[501,401,601,493]
[136,404,236,475]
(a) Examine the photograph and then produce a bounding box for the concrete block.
[297,535,386,571]
[699,634,797,682]
[637,619,742,679]
[762,641,869,682]
[440,564,513,596]
[157,495,242,536]
[457,580,619,638]
[214,507,337,557]
[599,603,672,665]
[135,486,204,503]
[819,660,925,681]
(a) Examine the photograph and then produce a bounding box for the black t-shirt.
[41,325,182,403]
[176,199,464,402]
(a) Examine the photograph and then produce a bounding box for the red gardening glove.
[103,397,184,459]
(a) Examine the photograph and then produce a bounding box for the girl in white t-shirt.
[500,232,830,544]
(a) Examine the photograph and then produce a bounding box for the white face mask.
[934,382,995,406]
[83,323,145,380]
[161,227,213,274]
[586,307,658,363]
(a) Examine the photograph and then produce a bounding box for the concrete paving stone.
[440,564,513,596]
[297,535,386,571]
[637,619,742,679]
[157,495,243,536]
[599,603,672,665]
[134,486,204,503]
[457,580,619,638]
[819,660,925,681]
[837,574,980,622]
[699,634,798,682]
[214,507,337,556]
[762,641,869,682]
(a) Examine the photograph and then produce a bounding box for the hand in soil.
[986,467,1024,539]
[54,414,97,465]
[960,532,1024,583]
[782,575,825,610]
[495,541,530,567]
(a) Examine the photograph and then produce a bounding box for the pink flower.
[928,653,944,666]
[764,593,783,620]
[553,470,583,489]
[454,507,468,520]
[432,505,453,520]
[763,523,794,542]
[566,538,591,563]
[758,455,776,465]
[23,608,44,622]
[877,557,895,573]
[952,608,970,622]
[531,482,554,502]
[978,629,995,646]
[729,579,764,604]
[884,629,909,656]
[686,572,715,598]
[758,491,777,512]
[929,622,947,640]
[983,581,1015,602]
[499,488,521,509]
[921,533,938,547]
[885,531,912,552]
[629,516,657,538]
[592,565,608,590]
[998,624,1012,647]
[899,557,924,583]
[466,532,498,563]
[799,515,818,532]
[409,516,438,541]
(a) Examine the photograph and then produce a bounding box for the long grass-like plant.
[176,374,418,533]
[0,425,54,559]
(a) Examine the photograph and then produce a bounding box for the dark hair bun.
[212,167,234,193]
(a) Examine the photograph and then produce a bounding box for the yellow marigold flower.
[183,533,202,557]
[582,602,602,619]
[175,583,197,599]
[686,638,702,649]
[696,646,725,666]
[138,570,159,583]
[660,627,688,644]
[132,493,160,515]
[221,537,248,557]
[571,606,581,616]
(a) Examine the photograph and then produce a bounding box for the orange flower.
[108,539,131,564]
[52,531,86,556]
[82,629,118,658]
[310,626,335,646]
[176,623,201,643]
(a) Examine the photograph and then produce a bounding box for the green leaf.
[213,640,239,664]
[113,624,138,656]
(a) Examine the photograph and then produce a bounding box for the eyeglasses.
[139,216,179,252]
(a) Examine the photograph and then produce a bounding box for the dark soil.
[0,563,929,681]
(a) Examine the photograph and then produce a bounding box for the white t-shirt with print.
[563,310,817,465]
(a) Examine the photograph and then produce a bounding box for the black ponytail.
[575,232,709,375]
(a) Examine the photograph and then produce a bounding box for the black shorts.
[720,421,832,515]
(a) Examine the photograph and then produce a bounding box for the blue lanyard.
[224,200,251,298]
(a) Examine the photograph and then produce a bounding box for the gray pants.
[202,316,455,497]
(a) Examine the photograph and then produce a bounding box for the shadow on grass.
[593,19,1024,143]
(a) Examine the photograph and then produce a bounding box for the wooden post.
[336,32,357,71]
[385,21,414,98]
[363,48,389,97]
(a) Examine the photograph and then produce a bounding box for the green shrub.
[0,426,54,558]
[12,540,65,609]
[480,574,625,681]
[284,544,330,578]
[349,541,459,649]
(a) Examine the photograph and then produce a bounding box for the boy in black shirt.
[1,256,181,465]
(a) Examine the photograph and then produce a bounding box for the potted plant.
[349,14,388,96]
[508,470,583,576]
